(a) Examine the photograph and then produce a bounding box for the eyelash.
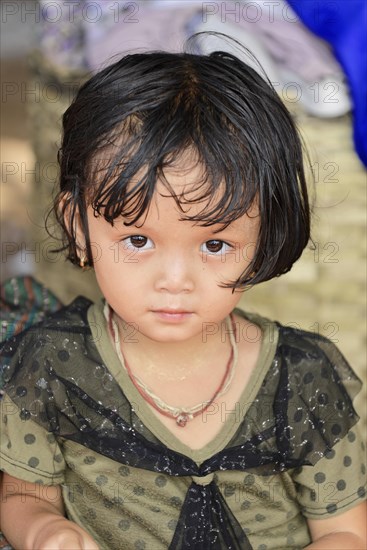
[122,235,153,250]
[201,240,233,255]
[121,236,233,255]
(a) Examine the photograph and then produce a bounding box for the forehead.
[157,150,259,220]
[109,148,219,218]
[156,150,209,197]
[140,157,259,232]
[89,142,259,228]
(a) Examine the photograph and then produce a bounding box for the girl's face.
[84,160,259,345]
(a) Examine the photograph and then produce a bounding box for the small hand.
[32,518,99,550]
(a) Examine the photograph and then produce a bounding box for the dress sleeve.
[291,424,366,518]
[274,326,363,468]
[0,393,66,484]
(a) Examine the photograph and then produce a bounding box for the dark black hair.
[54,39,311,289]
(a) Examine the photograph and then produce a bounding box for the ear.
[59,192,87,258]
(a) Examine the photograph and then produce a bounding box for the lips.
[153,309,191,314]
[151,309,193,322]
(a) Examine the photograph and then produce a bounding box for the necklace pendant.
[176,413,189,427]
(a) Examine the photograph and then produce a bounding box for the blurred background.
[0,0,366,424]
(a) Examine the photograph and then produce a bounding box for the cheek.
[203,287,243,319]
[90,238,126,267]
[90,242,105,266]
[92,248,146,292]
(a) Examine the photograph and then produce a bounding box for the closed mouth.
[152,309,192,314]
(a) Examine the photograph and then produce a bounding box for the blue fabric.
[288,0,367,167]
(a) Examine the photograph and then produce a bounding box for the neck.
[113,315,232,380]
[108,308,239,426]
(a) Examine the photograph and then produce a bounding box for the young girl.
[0,43,366,550]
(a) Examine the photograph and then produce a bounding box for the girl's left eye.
[201,240,232,255]
[122,235,154,250]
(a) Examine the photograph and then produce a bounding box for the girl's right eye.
[122,235,154,250]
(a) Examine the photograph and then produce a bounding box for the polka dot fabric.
[0,298,365,549]
[292,429,366,519]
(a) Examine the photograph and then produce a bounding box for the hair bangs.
[85,77,259,228]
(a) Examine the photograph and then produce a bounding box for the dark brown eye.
[130,236,147,247]
[204,240,224,253]
[124,235,149,249]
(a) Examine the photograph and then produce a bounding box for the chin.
[143,327,198,343]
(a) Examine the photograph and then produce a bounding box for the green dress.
[0,297,365,549]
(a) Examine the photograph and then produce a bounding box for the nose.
[154,251,194,294]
